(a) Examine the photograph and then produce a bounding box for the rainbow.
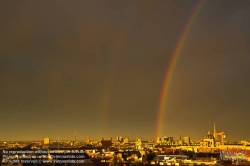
[101,31,126,136]
[155,0,206,138]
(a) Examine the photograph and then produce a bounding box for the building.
[183,137,190,145]
[123,137,130,144]
[167,137,174,142]
[156,137,161,144]
[44,137,50,145]
[117,136,123,142]
[101,137,112,149]
[200,131,218,147]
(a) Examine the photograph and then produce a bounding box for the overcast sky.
[0,0,250,141]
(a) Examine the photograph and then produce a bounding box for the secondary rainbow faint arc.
[101,30,126,136]
[156,0,206,138]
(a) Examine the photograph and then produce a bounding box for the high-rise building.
[44,137,50,145]
[167,137,174,142]
[116,136,123,142]
[123,137,130,143]
[156,137,162,144]
[183,137,190,145]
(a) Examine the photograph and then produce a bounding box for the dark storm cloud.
[0,54,39,72]
[0,0,249,140]
[156,0,250,140]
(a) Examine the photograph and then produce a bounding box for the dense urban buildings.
[1,124,250,166]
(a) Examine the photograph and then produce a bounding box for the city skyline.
[0,0,250,141]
